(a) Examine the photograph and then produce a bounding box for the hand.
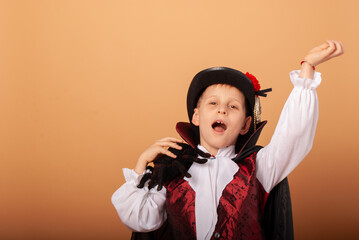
[134,137,184,174]
[304,40,344,67]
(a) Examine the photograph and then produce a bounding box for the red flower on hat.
[245,72,261,92]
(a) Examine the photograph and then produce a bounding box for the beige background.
[1,0,358,239]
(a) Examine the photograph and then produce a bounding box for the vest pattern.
[165,152,267,240]
[166,179,197,240]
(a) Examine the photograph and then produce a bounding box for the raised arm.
[256,40,344,193]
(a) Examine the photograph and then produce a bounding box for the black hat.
[178,66,271,153]
[187,67,256,123]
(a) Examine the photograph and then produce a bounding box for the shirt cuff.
[123,168,146,186]
[289,70,322,90]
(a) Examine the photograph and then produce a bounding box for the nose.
[217,108,227,115]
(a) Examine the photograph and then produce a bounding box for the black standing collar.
[176,121,267,156]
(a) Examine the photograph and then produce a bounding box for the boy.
[112,40,343,240]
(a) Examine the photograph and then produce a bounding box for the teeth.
[216,121,224,124]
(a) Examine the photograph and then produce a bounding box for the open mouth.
[212,120,227,132]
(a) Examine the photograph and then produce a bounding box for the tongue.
[214,125,226,132]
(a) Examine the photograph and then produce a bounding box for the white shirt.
[185,145,238,240]
[111,70,321,239]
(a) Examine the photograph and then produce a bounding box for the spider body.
[137,143,211,191]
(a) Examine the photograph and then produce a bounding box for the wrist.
[299,61,315,79]
[134,158,148,175]
[301,60,315,70]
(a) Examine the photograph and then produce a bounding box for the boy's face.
[192,84,252,155]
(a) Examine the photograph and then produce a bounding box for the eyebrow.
[205,95,242,102]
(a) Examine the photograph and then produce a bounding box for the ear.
[191,108,200,126]
[239,116,252,135]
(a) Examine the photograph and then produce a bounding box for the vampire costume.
[112,67,322,240]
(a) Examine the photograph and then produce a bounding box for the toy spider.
[137,143,211,191]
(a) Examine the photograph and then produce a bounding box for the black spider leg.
[172,160,192,178]
[137,172,151,188]
[148,164,163,190]
[137,166,154,188]
[182,152,207,164]
[153,164,166,191]
[195,147,212,159]
[193,157,208,164]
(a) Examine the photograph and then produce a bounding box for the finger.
[158,137,185,143]
[334,41,344,57]
[326,40,336,53]
[317,41,330,50]
[326,40,344,59]
[156,141,183,150]
[317,40,336,60]
[339,41,344,54]
[331,40,343,57]
[310,40,332,58]
[158,147,177,158]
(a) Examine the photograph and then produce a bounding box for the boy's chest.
[165,153,267,239]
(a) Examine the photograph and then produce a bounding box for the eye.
[209,101,216,105]
[229,105,237,109]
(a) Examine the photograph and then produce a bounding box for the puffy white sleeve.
[111,168,167,232]
[256,70,321,193]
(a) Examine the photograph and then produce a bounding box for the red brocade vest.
[164,152,269,240]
